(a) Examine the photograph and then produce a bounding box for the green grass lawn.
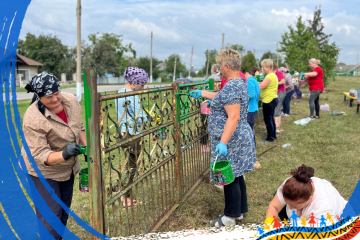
[8,76,360,238]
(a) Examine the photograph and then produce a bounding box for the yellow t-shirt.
[260,72,278,103]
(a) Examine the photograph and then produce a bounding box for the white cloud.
[19,0,360,68]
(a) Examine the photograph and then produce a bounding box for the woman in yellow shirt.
[260,59,278,143]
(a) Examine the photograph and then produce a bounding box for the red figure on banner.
[272,216,283,229]
[308,213,317,227]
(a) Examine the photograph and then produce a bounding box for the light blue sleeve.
[247,79,256,100]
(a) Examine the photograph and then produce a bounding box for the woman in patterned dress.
[189,49,256,227]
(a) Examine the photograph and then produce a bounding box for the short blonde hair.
[211,64,219,73]
[309,58,321,65]
[261,59,274,69]
[216,49,242,71]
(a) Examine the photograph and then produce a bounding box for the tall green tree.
[260,50,284,67]
[241,51,257,72]
[201,49,218,76]
[225,43,245,56]
[135,56,161,80]
[280,16,340,86]
[164,54,186,79]
[307,5,332,52]
[17,33,70,76]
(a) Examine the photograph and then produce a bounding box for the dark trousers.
[30,173,75,240]
[121,138,141,198]
[283,90,295,114]
[262,98,278,142]
[224,176,248,218]
[247,111,258,148]
[309,91,321,117]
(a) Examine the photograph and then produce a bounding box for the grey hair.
[216,49,242,71]
[211,64,219,73]
[261,59,274,69]
[309,58,321,65]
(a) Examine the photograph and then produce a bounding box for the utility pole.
[276,42,279,66]
[173,57,177,82]
[206,51,210,78]
[188,46,193,78]
[150,31,153,83]
[76,0,82,102]
[221,33,225,50]
[357,53,359,65]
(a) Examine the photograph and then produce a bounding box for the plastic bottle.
[281,143,291,149]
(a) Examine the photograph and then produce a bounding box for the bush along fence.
[83,68,216,238]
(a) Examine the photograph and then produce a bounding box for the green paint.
[83,69,92,171]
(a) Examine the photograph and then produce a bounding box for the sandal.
[120,196,143,207]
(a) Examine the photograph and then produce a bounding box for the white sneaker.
[284,114,290,117]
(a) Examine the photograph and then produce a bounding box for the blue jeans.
[283,90,295,114]
[263,98,278,142]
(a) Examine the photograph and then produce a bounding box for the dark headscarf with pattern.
[25,72,61,115]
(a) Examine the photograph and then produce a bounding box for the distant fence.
[98,76,162,84]
[333,69,360,77]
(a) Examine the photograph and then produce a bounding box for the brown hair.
[245,67,259,76]
[282,164,314,202]
[273,62,279,70]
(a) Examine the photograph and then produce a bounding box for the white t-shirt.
[277,177,348,219]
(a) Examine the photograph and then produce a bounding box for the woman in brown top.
[21,72,86,240]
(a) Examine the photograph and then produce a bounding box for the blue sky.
[20,0,360,70]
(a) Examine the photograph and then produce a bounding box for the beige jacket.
[21,92,85,181]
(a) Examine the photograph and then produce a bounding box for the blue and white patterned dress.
[208,78,256,180]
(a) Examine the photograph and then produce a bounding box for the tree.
[280,16,340,86]
[260,50,284,67]
[307,6,332,52]
[225,43,245,56]
[82,39,120,77]
[86,32,135,76]
[241,51,257,72]
[164,54,186,79]
[17,33,70,76]
[201,49,218,76]
[135,56,161,80]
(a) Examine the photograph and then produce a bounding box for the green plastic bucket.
[210,154,234,186]
[79,168,89,192]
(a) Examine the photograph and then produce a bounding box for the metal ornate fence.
[83,68,216,239]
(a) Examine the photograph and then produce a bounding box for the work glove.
[206,100,211,108]
[300,72,305,77]
[62,143,82,161]
[189,90,202,99]
[215,142,227,156]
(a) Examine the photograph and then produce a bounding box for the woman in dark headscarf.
[21,72,86,240]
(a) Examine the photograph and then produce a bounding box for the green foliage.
[307,6,332,51]
[280,16,340,86]
[241,51,257,72]
[260,50,284,67]
[225,43,245,56]
[197,70,205,77]
[164,54,187,79]
[17,33,72,76]
[200,49,218,76]
[135,56,161,80]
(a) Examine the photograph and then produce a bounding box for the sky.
[19,0,360,70]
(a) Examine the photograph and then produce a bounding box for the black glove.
[62,143,82,160]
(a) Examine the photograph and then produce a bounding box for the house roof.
[16,53,43,66]
[156,62,166,71]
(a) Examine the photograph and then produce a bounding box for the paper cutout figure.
[326,212,335,224]
[318,215,327,227]
[283,218,290,227]
[290,210,300,227]
[308,213,316,227]
[336,215,341,221]
[300,215,307,227]
[272,216,283,229]
[257,226,265,235]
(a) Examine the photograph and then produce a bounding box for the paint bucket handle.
[212,153,220,172]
